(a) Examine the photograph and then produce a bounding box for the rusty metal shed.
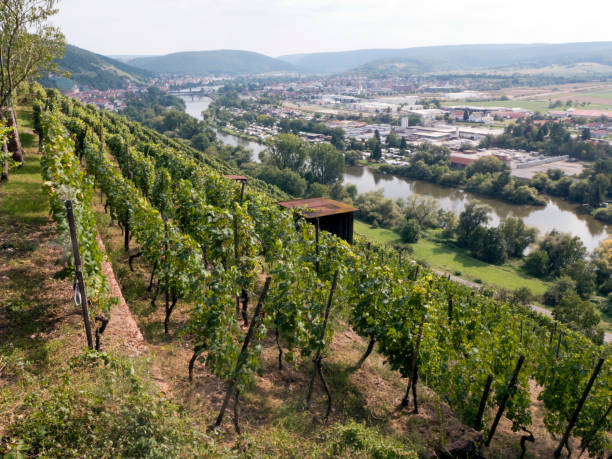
[277,197,358,244]
[224,174,248,182]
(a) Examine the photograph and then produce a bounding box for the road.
[434,269,612,344]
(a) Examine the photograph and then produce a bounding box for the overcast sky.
[54,0,612,57]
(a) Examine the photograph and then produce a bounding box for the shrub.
[400,219,421,243]
[1,351,211,458]
[330,421,417,458]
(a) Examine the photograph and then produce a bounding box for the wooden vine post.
[401,312,426,412]
[473,374,494,431]
[578,401,612,458]
[485,354,525,446]
[553,357,605,458]
[213,277,272,433]
[315,217,320,275]
[306,270,339,422]
[65,200,94,349]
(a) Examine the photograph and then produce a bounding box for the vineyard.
[1,87,611,458]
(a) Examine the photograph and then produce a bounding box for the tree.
[511,287,532,306]
[539,230,587,277]
[370,142,382,161]
[553,293,603,344]
[592,239,612,287]
[403,195,439,228]
[456,202,490,248]
[400,219,420,243]
[0,0,65,167]
[499,217,538,258]
[408,114,422,126]
[255,165,307,197]
[560,260,596,299]
[589,173,610,207]
[581,128,591,140]
[263,134,308,173]
[524,249,549,277]
[478,227,507,264]
[306,182,328,198]
[543,276,577,307]
[307,142,345,185]
[355,190,403,228]
[465,156,507,178]
[399,136,407,152]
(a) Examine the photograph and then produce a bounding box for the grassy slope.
[354,220,550,295]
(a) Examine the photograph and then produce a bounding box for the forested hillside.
[279,42,612,75]
[40,44,152,90]
[128,50,295,75]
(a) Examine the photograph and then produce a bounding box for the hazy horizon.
[54,0,612,57]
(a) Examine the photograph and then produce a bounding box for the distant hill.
[128,50,295,75]
[278,42,612,75]
[41,44,152,90]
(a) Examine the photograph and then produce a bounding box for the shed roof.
[224,174,248,182]
[278,197,358,218]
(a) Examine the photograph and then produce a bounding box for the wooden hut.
[277,197,358,244]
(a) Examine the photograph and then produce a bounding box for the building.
[277,198,358,244]
[450,151,512,169]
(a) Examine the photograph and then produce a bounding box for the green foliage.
[543,276,577,307]
[330,421,417,458]
[355,190,403,228]
[1,351,212,457]
[524,249,549,277]
[39,111,114,322]
[263,133,309,172]
[400,219,420,243]
[0,0,65,110]
[306,142,345,185]
[456,201,490,248]
[534,230,588,278]
[254,165,307,196]
[465,155,508,178]
[499,217,538,258]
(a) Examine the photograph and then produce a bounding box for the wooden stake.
[65,200,94,349]
[315,217,320,275]
[213,277,271,432]
[554,357,605,458]
[485,355,525,446]
[306,270,338,421]
[474,374,494,430]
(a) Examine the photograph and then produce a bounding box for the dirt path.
[97,235,147,356]
[96,235,169,392]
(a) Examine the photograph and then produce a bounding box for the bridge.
[167,88,214,98]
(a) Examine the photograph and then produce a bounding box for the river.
[181,97,610,251]
[343,166,609,252]
[181,95,265,162]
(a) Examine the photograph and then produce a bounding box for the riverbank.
[216,124,267,144]
[354,220,550,294]
[345,166,609,252]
